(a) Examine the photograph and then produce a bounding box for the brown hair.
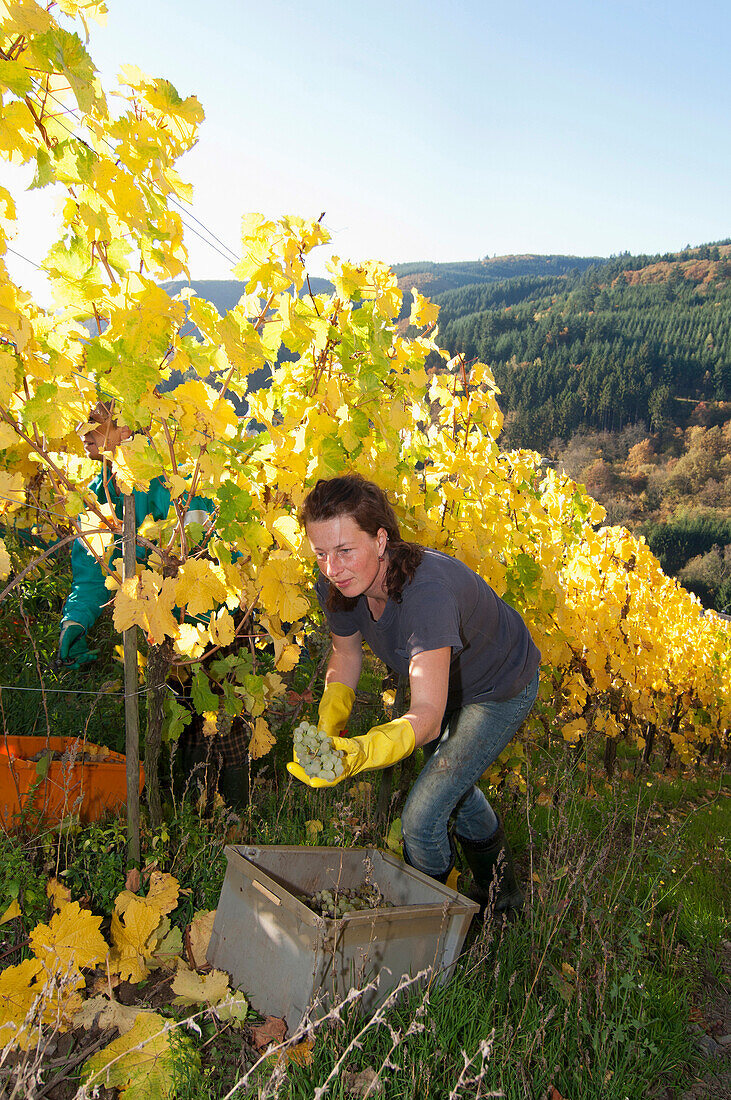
[300,475,424,611]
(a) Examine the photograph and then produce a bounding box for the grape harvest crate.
[0,735,144,829]
[207,845,479,1031]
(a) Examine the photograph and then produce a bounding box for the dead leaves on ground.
[250,1013,288,1050]
[108,871,182,984]
[0,872,247,1098]
[251,1015,314,1071]
[344,1066,384,1096]
[0,893,109,1049]
[82,1009,197,1100]
[172,961,248,1025]
[185,907,216,969]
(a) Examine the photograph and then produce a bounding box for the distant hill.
[393,254,605,297]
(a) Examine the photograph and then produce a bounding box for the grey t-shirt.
[316,548,541,708]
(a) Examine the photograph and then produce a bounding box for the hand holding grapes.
[288,716,415,789]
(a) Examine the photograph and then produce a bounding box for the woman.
[288,475,540,913]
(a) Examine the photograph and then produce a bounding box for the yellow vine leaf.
[171,960,247,1025]
[213,990,250,1027]
[109,873,179,983]
[0,470,24,514]
[0,898,20,925]
[37,979,86,1038]
[171,962,230,1007]
[0,957,43,1050]
[249,716,275,759]
[174,557,228,617]
[285,1038,315,1067]
[186,909,216,970]
[77,502,116,559]
[561,718,587,744]
[446,867,461,892]
[174,621,208,659]
[82,1010,197,1100]
[29,901,108,977]
[46,877,72,910]
[56,2,108,26]
[0,539,10,581]
[409,287,440,328]
[0,348,18,403]
[113,435,165,493]
[0,950,86,1049]
[150,919,184,971]
[113,572,179,644]
[3,1,53,35]
[0,305,32,353]
[271,512,301,552]
[200,710,217,737]
[115,871,180,919]
[257,553,310,622]
[172,378,238,442]
[382,688,396,708]
[0,421,18,449]
[164,472,187,499]
[73,994,141,1036]
[208,607,235,647]
[146,871,180,916]
[273,639,300,672]
[109,897,164,985]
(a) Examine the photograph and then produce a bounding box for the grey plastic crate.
[207,844,478,1032]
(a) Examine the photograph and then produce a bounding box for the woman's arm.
[325,631,363,692]
[403,647,451,748]
[290,639,448,790]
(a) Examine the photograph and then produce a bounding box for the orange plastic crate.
[0,736,144,830]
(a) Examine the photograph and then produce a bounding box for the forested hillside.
[420,244,731,450]
[394,245,731,611]
[393,253,603,296]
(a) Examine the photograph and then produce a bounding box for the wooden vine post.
[122,493,141,865]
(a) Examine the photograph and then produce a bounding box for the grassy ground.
[0,546,728,1098]
[0,736,728,1099]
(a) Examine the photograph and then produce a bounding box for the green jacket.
[62,471,213,632]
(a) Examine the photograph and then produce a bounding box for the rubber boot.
[403,833,456,885]
[456,819,524,916]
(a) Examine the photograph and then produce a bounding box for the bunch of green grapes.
[306,887,393,919]
[293,720,345,781]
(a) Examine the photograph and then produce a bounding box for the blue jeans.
[401,670,539,877]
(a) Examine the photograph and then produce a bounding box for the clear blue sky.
[6,0,731,288]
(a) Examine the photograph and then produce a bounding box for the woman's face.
[307,514,388,599]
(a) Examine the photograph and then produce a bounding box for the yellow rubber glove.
[288,718,415,788]
[317,681,355,738]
